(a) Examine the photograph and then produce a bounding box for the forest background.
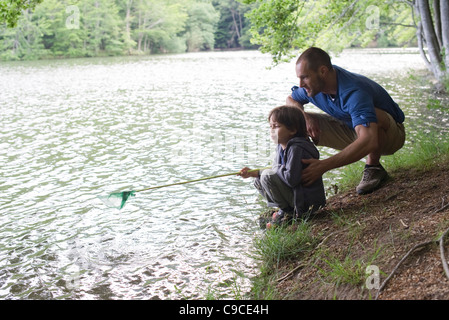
[0,0,416,62]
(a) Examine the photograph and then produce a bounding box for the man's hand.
[304,114,321,145]
[286,95,320,145]
[301,158,328,186]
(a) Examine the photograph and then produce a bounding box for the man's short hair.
[296,47,332,71]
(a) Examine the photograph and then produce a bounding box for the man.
[286,47,405,195]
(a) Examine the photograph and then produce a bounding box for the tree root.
[375,224,449,300]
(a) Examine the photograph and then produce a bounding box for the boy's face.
[269,117,297,147]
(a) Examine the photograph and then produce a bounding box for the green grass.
[318,253,366,286]
[316,241,383,287]
[249,220,319,299]
[387,133,449,169]
[252,220,318,273]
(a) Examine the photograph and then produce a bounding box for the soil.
[273,160,449,300]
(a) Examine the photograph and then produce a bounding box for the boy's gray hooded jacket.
[274,136,326,216]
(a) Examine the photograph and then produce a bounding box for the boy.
[239,105,326,227]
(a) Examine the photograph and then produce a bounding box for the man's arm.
[286,95,321,144]
[286,95,303,109]
[301,123,379,185]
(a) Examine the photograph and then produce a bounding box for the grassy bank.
[249,129,449,300]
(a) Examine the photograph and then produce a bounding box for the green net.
[98,191,136,209]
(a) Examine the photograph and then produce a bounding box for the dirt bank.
[274,160,449,300]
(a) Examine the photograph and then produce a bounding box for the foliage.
[128,0,187,54]
[213,0,256,49]
[183,1,219,52]
[0,0,255,60]
[240,0,449,88]
[0,0,43,28]
[240,0,417,64]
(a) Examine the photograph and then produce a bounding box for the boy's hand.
[239,167,259,179]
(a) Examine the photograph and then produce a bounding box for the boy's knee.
[260,168,277,187]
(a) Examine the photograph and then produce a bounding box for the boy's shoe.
[356,165,388,195]
[266,210,294,229]
[258,210,275,229]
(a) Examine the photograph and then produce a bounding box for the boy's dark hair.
[268,105,308,138]
[296,47,332,72]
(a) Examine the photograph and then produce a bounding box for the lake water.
[0,48,447,300]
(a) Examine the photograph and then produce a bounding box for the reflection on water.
[0,49,447,299]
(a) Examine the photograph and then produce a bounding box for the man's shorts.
[312,112,405,155]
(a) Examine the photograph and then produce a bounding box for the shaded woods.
[0,0,255,60]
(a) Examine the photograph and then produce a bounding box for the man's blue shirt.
[291,65,405,129]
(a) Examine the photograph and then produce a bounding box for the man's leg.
[309,113,357,150]
[356,109,405,194]
[309,110,405,194]
[366,108,390,165]
[358,109,406,194]
[355,109,390,194]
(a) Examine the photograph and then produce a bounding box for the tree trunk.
[125,1,131,35]
[433,0,442,49]
[440,0,449,73]
[415,0,445,81]
[230,9,241,39]
[417,20,432,70]
[125,0,133,54]
[137,8,142,51]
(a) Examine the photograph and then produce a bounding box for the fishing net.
[98,191,135,209]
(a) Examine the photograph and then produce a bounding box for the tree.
[116,0,185,55]
[36,0,86,57]
[0,1,49,60]
[183,1,219,52]
[81,0,123,56]
[414,0,449,85]
[0,0,251,60]
[213,0,254,49]
[0,0,43,27]
[241,0,449,89]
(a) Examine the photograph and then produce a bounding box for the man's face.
[296,61,326,97]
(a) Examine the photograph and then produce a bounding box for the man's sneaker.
[356,165,388,195]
